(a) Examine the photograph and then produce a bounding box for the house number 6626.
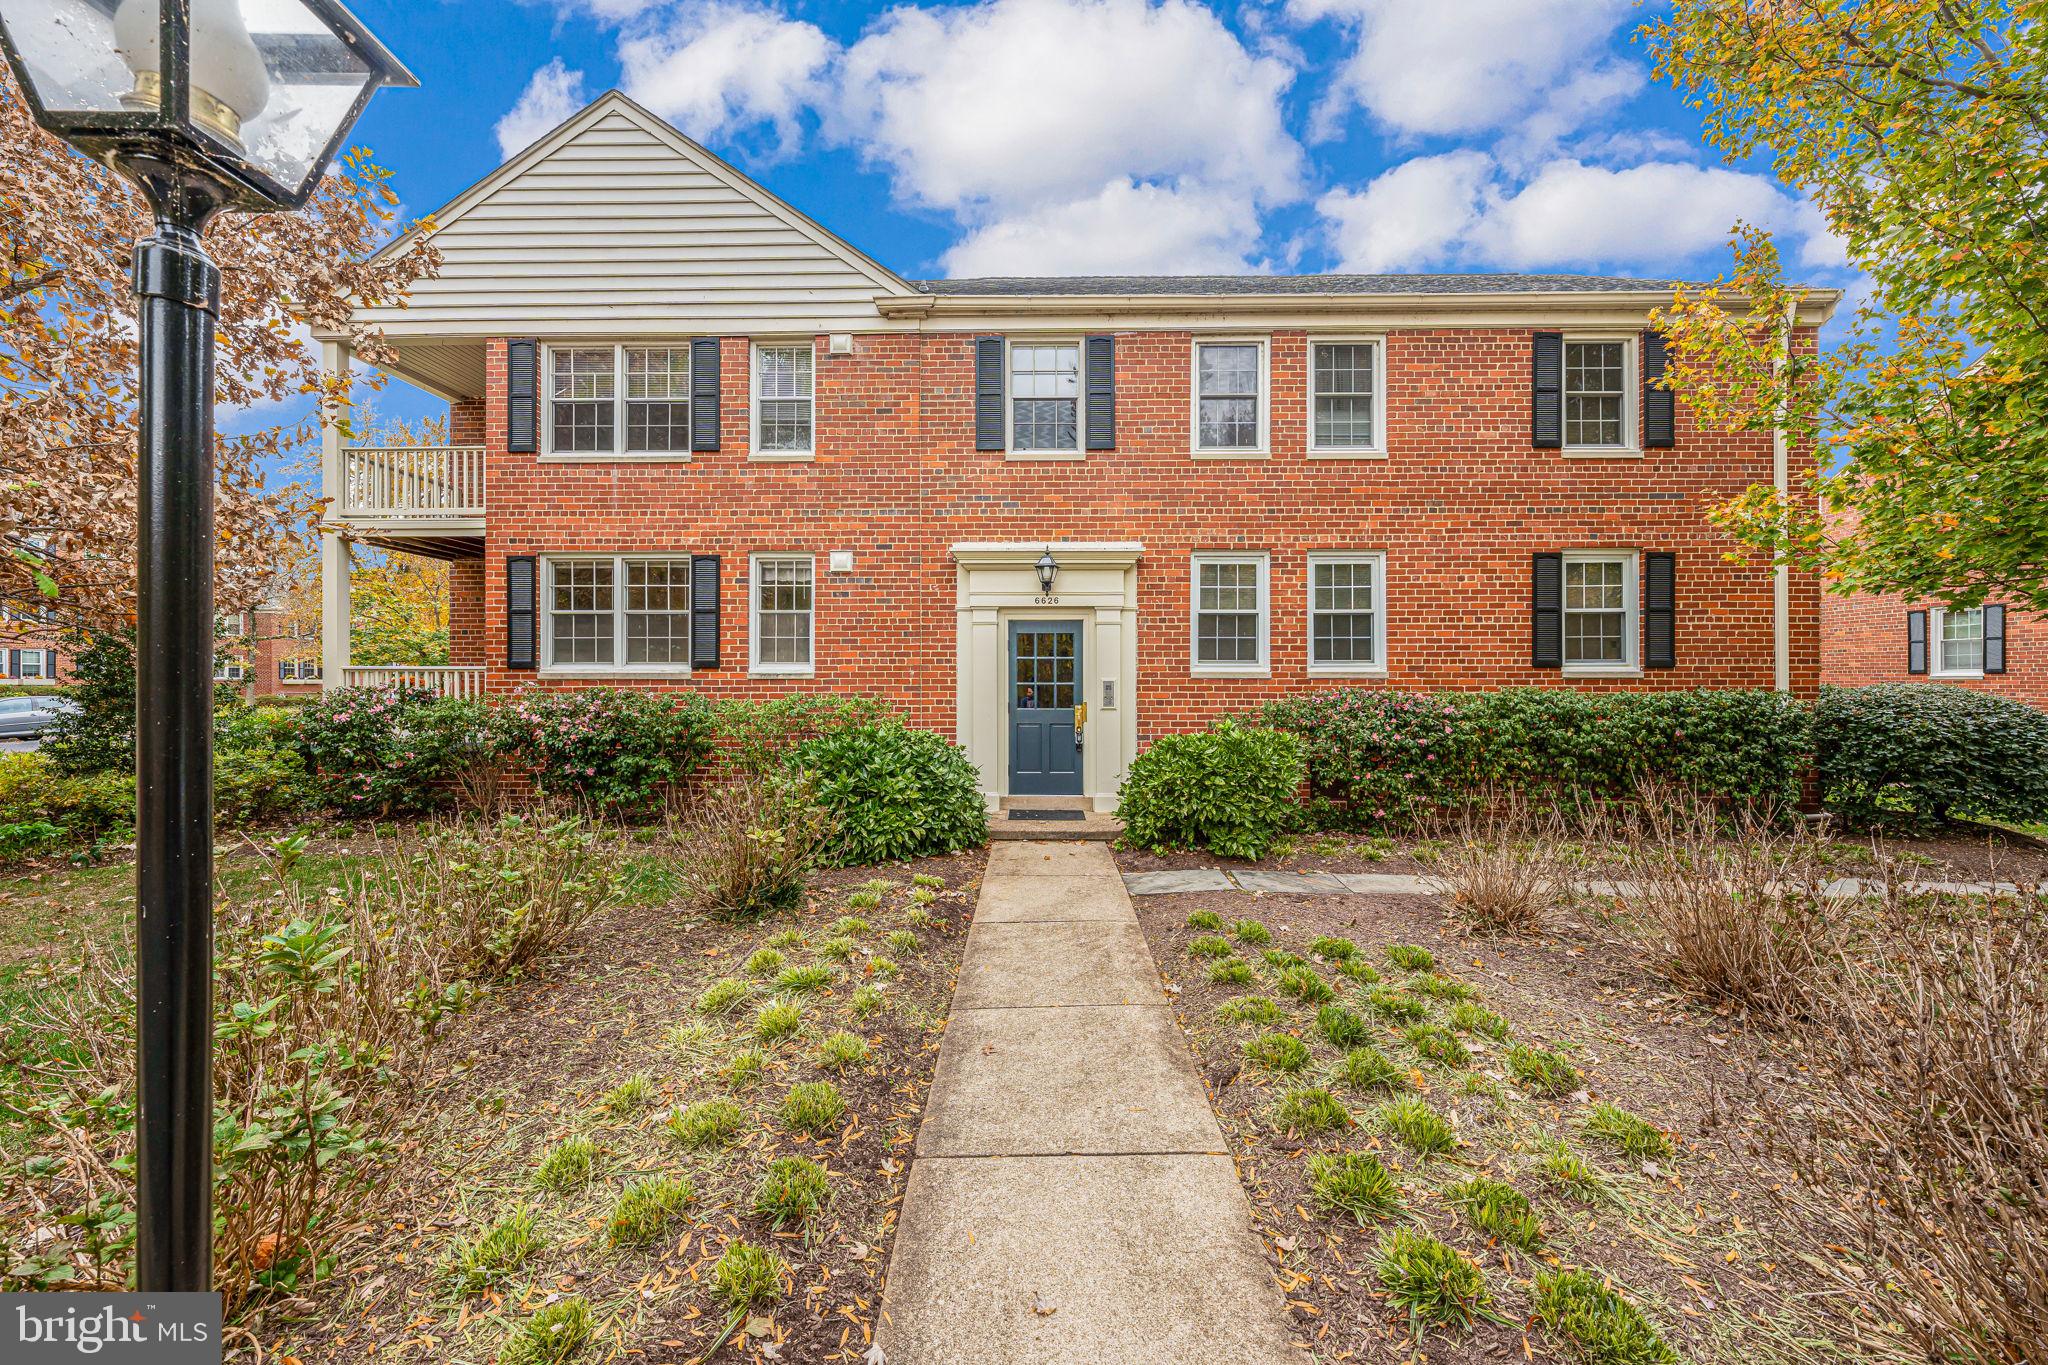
[1032,594,1061,605]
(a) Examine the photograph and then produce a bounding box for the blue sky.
[261,0,1857,435]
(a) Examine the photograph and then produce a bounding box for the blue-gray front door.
[1009,620,1082,796]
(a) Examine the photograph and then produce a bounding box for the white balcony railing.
[341,666,486,699]
[340,446,485,520]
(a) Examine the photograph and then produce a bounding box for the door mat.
[1007,809,1087,821]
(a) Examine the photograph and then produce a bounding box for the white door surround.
[952,542,1143,813]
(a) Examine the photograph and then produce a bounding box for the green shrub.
[1817,683,2048,828]
[669,1100,746,1149]
[1375,1229,1494,1335]
[790,721,987,865]
[1443,1176,1543,1250]
[1533,1269,1678,1364]
[1307,1151,1402,1223]
[1507,1044,1582,1097]
[1378,1098,1456,1156]
[1275,1087,1352,1132]
[674,772,832,918]
[1584,1104,1672,1161]
[1317,1004,1372,1048]
[713,694,891,774]
[39,629,132,775]
[0,819,66,861]
[499,1297,593,1365]
[0,753,133,859]
[711,1242,785,1314]
[754,1155,832,1228]
[212,704,313,826]
[781,1081,845,1135]
[1262,691,1470,828]
[1243,1032,1312,1072]
[1336,1045,1409,1093]
[606,1175,692,1246]
[295,685,477,816]
[504,688,714,811]
[1116,720,1304,859]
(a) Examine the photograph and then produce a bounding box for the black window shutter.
[46,650,56,677]
[507,339,538,453]
[1085,334,1116,450]
[506,556,537,669]
[1907,609,1928,674]
[975,336,1005,451]
[691,554,721,668]
[1531,332,1563,449]
[690,338,722,452]
[1531,553,1563,668]
[1644,551,1676,668]
[1985,604,2007,674]
[6,650,18,677]
[1642,330,1675,449]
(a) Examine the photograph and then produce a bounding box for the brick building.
[1821,590,2044,708]
[316,92,1835,811]
[0,616,66,686]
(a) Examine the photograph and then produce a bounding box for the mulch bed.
[272,846,986,1365]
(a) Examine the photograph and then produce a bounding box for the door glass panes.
[1940,607,1985,672]
[551,560,615,664]
[1013,629,1077,710]
[1563,558,1627,664]
[1196,560,1261,664]
[552,348,616,452]
[756,558,813,667]
[1197,344,1259,449]
[625,347,690,452]
[1313,344,1376,448]
[756,345,814,453]
[1311,559,1377,665]
[624,560,691,664]
[1564,341,1626,447]
[1011,343,1080,451]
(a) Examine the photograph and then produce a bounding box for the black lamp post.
[0,0,414,1294]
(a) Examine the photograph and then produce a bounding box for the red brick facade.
[456,326,1821,748]
[0,626,69,684]
[1822,588,2046,708]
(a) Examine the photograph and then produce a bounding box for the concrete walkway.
[878,841,1301,1365]
[1122,867,2042,899]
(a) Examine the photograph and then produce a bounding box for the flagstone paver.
[1233,869,1350,895]
[878,840,1300,1365]
[1120,868,1235,895]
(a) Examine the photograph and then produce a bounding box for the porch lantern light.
[0,0,415,1297]
[1036,547,1059,594]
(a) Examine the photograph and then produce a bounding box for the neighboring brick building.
[317,92,1836,811]
[1822,589,2044,707]
[0,623,67,686]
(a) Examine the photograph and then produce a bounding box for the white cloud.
[496,58,587,161]
[1289,0,1638,141]
[941,179,1268,276]
[617,1,833,155]
[1316,151,1491,272]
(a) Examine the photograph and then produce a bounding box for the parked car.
[0,694,76,739]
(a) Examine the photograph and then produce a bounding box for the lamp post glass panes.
[0,0,414,1294]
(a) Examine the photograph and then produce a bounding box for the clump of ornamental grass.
[781,1080,846,1135]
[1243,1031,1312,1072]
[774,963,835,994]
[533,1137,597,1192]
[1317,1003,1372,1048]
[1539,1141,1610,1204]
[1310,935,1358,961]
[1405,1024,1470,1068]
[1233,919,1274,946]
[598,1074,653,1115]
[446,1208,543,1293]
[1188,934,1234,959]
[755,1000,803,1042]
[845,890,882,912]
[1364,986,1428,1023]
[1443,1176,1543,1250]
[1307,1151,1402,1224]
[1186,909,1225,931]
[904,904,936,928]
[765,929,805,951]
[1219,996,1286,1026]
[744,948,785,978]
[1375,1229,1496,1337]
[1277,965,1336,1004]
[830,915,870,937]
[818,1030,870,1069]
[1379,1097,1457,1156]
[912,872,944,889]
[1386,944,1436,972]
[1262,948,1307,971]
[1275,1086,1353,1133]
[663,1021,716,1059]
[1533,1269,1679,1365]
[1337,958,1381,984]
[1337,1045,1410,1094]
[668,1099,746,1150]
[1448,1002,1510,1040]
[1583,1103,1672,1161]
[867,956,899,978]
[606,1175,692,1247]
[1422,789,1570,935]
[816,935,858,963]
[753,1156,832,1229]
[1209,959,1254,985]
[1411,973,1476,1002]
[1507,1044,1581,1097]
[884,929,919,956]
[697,977,751,1015]
[723,1047,767,1086]
[849,984,886,1019]
[499,1298,593,1365]
[713,1241,786,1314]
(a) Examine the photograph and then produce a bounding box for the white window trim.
[539,554,695,677]
[1561,549,1640,675]
[750,340,817,462]
[1930,605,1986,678]
[12,649,52,680]
[1306,335,1388,459]
[1561,333,1641,458]
[748,552,817,676]
[1306,552,1389,676]
[1190,337,1270,458]
[541,343,695,462]
[1190,551,1271,676]
[1004,336,1088,461]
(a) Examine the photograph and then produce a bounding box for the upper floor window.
[1194,341,1266,454]
[1562,551,1636,670]
[1191,553,1269,674]
[1310,340,1384,454]
[1010,342,1081,453]
[751,554,815,673]
[544,556,692,670]
[753,343,815,457]
[1934,606,1985,675]
[1563,338,1633,450]
[546,345,690,455]
[1308,553,1386,672]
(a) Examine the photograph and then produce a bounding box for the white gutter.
[1773,296,1798,694]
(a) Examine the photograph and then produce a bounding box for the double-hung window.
[546,345,691,455]
[544,556,693,670]
[1310,340,1384,455]
[1561,551,1637,670]
[1010,342,1081,454]
[1194,340,1266,454]
[1933,606,1986,675]
[14,650,50,680]
[753,343,815,457]
[1308,554,1386,671]
[1563,338,1634,451]
[750,555,815,673]
[1191,553,1269,673]
[279,659,322,683]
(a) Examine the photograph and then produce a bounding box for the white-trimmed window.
[545,345,691,455]
[1191,553,1269,673]
[278,659,323,683]
[1193,340,1267,454]
[542,556,693,670]
[12,649,52,679]
[1563,337,1635,450]
[1009,341,1082,454]
[1309,339,1385,454]
[1933,606,1986,676]
[753,343,815,457]
[213,660,247,683]
[1308,554,1386,672]
[750,554,815,673]
[1562,551,1637,670]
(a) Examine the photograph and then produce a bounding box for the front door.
[1008,620,1083,795]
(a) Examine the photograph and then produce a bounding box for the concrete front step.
[991,796,1124,842]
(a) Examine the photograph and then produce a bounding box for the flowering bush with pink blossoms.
[295,684,474,816]
[500,687,714,811]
